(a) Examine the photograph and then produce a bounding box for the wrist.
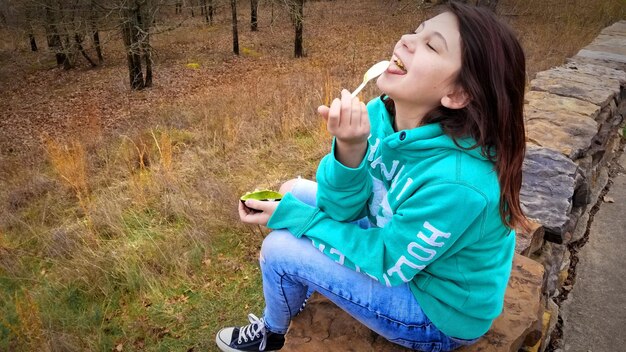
[336,139,367,152]
[335,139,367,168]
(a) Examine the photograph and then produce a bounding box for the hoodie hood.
[371,97,491,162]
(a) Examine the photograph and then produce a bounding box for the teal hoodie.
[267,97,515,339]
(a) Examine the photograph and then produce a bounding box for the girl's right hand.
[317,89,370,168]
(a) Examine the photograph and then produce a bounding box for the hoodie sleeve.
[268,182,488,286]
[315,138,372,222]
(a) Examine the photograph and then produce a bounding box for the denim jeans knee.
[288,178,318,206]
[259,230,298,265]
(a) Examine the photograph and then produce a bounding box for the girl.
[216,1,528,351]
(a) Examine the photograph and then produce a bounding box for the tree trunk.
[120,1,154,90]
[122,20,144,90]
[201,0,209,23]
[90,1,103,64]
[62,34,72,69]
[294,0,304,58]
[47,32,65,66]
[29,33,37,51]
[136,5,152,88]
[75,33,97,67]
[144,45,152,88]
[231,0,239,55]
[52,38,65,66]
[208,0,214,24]
[45,7,67,67]
[93,30,103,63]
[176,1,181,14]
[250,0,258,31]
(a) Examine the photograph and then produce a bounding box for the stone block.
[567,54,625,72]
[523,90,602,159]
[543,243,567,298]
[591,168,611,207]
[540,299,560,352]
[516,221,545,257]
[599,20,626,37]
[524,90,601,119]
[589,112,621,168]
[570,210,590,243]
[534,67,622,91]
[531,66,621,107]
[520,146,578,242]
[617,93,626,113]
[283,254,544,352]
[585,39,626,57]
[576,20,626,71]
[572,172,590,207]
[589,33,626,53]
[521,302,554,352]
[574,156,592,207]
[594,106,612,125]
[524,109,598,160]
[549,63,626,86]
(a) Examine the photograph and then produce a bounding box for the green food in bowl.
[240,189,283,202]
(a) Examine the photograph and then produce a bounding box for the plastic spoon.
[350,60,390,98]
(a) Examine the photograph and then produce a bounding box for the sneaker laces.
[237,313,268,351]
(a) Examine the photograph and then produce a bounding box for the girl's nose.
[400,34,416,53]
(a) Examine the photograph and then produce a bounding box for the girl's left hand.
[238,199,280,226]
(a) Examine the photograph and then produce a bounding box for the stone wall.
[518,20,626,351]
[284,20,626,352]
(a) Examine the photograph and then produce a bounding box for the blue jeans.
[259,179,479,352]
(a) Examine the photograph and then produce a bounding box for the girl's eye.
[427,43,437,53]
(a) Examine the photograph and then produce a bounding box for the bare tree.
[292,0,304,57]
[271,0,306,57]
[90,0,104,63]
[250,0,258,31]
[201,0,210,23]
[207,0,215,24]
[31,0,105,69]
[231,0,239,55]
[208,0,215,23]
[3,0,187,89]
[29,33,38,51]
[119,0,156,89]
[43,2,71,69]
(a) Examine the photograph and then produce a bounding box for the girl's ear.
[441,86,470,110]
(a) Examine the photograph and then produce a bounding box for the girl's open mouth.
[394,58,407,73]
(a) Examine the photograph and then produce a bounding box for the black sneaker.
[215,313,285,352]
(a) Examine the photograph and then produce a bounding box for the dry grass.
[0,0,624,350]
[502,0,626,79]
[43,137,90,210]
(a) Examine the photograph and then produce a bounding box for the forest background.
[0,0,624,351]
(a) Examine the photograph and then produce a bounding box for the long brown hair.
[383,1,529,231]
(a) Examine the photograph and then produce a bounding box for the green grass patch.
[0,190,265,351]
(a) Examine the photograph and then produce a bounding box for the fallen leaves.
[603,196,615,203]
